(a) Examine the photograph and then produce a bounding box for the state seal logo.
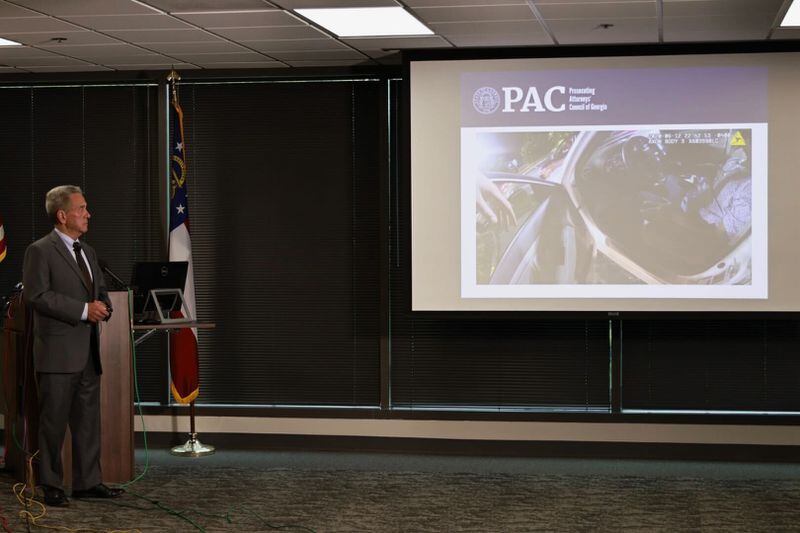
[472,87,500,115]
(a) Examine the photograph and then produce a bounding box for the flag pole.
[165,69,214,457]
[170,400,214,457]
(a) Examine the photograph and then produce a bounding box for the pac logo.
[502,86,566,113]
[472,87,501,115]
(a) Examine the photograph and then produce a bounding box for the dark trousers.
[36,357,102,491]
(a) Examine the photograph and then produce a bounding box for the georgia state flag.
[168,83,199,405]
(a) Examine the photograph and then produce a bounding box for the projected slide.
[459,67,767,300]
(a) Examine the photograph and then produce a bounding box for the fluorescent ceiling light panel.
[0,37,22,46]
[781,0,800,26]
[295,7,433,37]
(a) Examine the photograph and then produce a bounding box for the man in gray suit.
[23,185,124,507]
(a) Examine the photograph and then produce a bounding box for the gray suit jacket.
[22,229,109,373]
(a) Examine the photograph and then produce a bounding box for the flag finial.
[167,69,181,102]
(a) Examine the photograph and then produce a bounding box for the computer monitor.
[130,261,188,321]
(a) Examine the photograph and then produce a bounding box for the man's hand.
[87,300,110,323]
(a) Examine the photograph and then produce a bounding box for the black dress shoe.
[71,483,125,499]
[42,486,69,507]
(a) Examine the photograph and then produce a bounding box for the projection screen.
[409,52,800,311]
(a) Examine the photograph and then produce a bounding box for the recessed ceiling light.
[781,0,800,26]
[0,37,22,46]
[295,7,433,38]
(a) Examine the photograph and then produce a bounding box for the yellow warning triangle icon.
[730,131,746,146]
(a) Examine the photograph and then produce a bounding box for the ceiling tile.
[360,48,398,58]
[11,0,161,16]
[192,60,284,68]
[549,17,658,44]
[664,14,774,41]
[524,0,649,3]
[246,38,346,52]
[666,27,769,41]
[88,54,172,64]
[2,54,92,66]
[23,64,113,71]
[537,1,656,20]
[169,51,268,62]
[63,14,194,31]
[143,0,279,11]
[342,35,452,49]
[278,0,398,8]
[0,31,124,46]
[104,28,222,42]
[0,17,81,33]
[0,1,40,17]
[405,0,524,6]
[665,13,775,32]
[106,62,199,70]
[285,58,370,67]
[663,0,784,17]
[446,32,552,47]
[174,10,302,28]
[37,43,156,57]
[213,25,326,40]
[771,28,800,39]
[269,48,365,60]
[0,46,61,58]
[142,41,249,54]
[413,5,535,23]
[429,19,543,37]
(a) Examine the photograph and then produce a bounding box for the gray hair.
[46,185,83,224]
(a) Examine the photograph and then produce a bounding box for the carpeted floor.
[0,451,798,532]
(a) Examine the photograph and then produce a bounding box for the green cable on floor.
[109,290,316,533]
[119,289,149,489]
[112,290,205,532]
[100,497,319,533]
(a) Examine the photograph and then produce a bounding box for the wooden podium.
[2,291,134,485]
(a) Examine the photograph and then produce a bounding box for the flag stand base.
[170,433,215,457]
[169,402,215,457]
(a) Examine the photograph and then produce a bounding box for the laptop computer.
[130,261,189,324]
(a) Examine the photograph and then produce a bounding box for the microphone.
[98,259,128,290]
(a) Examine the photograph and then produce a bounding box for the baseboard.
[3,427,794,463]
[133,432,800,462]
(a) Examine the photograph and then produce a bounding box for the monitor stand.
[142,288,194,324]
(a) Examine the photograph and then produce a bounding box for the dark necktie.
[73,241,94,297]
